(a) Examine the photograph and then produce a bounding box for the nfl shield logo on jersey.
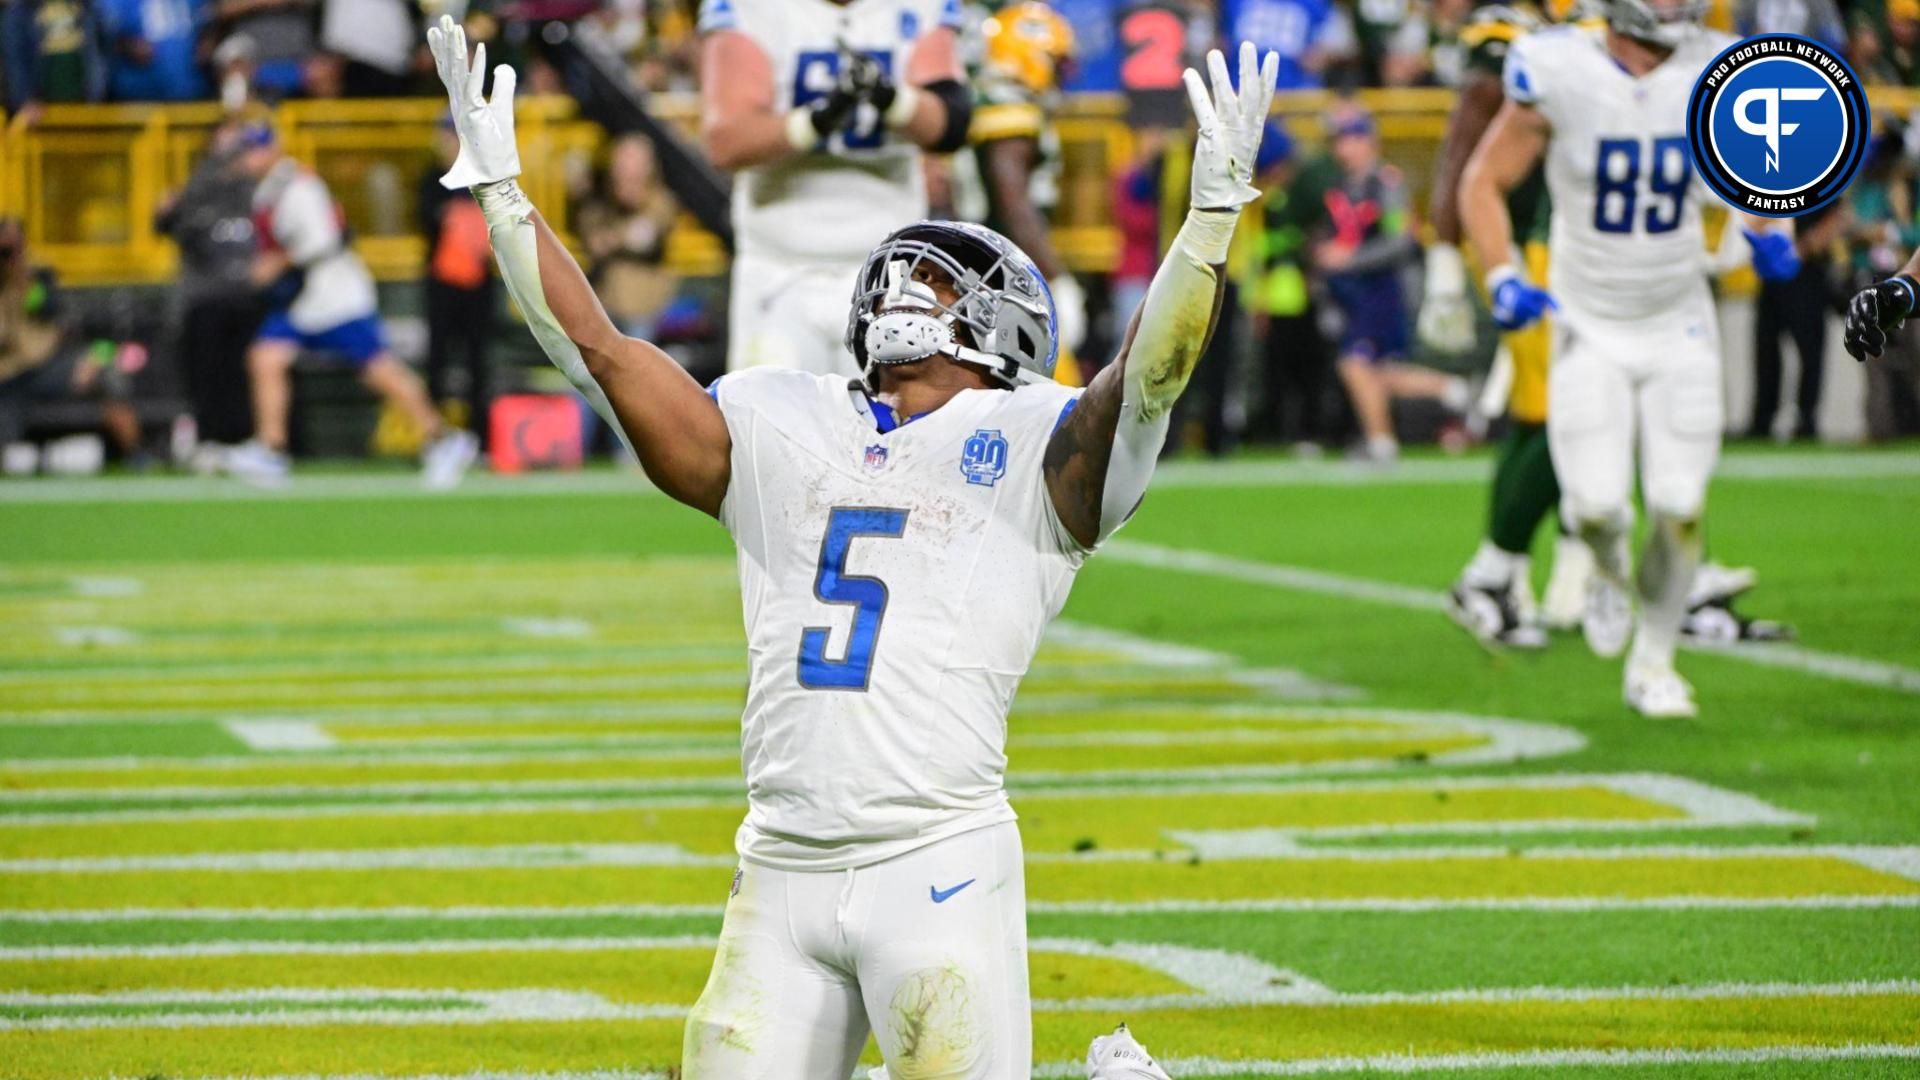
[864,444,890,472]
[959,429,1009,487]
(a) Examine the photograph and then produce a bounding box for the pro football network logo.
[1687,34,1869,217]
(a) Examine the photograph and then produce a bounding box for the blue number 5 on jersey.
[799,507,909,690]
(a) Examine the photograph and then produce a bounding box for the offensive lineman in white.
[427,16,1277,1077]
[700,0,972,376]
[1460,0,1800,717]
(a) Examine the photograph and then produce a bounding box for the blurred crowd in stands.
[16,0,1920,113]
[7,0,1920,476]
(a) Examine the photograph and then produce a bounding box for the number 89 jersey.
[1504,24,1734,326]
[699,0,963,264]
[710,368,1086,872]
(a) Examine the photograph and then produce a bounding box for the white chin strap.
[865,259,954,365]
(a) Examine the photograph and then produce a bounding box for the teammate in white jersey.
[1458,0,1801,716]
[699,0,973,377]
[428,16,1277,1077]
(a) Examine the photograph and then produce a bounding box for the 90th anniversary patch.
[1686,33,1869,217]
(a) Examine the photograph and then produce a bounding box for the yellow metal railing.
[5,87,1916,286]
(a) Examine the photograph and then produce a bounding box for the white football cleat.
[1088,1023,1173,1080]
[1581,572,1633,659]
[1625,660,1698,719]
[1689,561,1758,608]
[422,429,480,491]
[1447,579,1548,649]
[1541,534,1592,631]
[226,440,290,489]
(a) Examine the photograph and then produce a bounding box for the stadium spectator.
[1,0,106,112]
[1315,105,1468,463]
[574,134,680,342]
[211,30,261,110]
[1218,0,1354,91]
[319,0,424,96]
[211,0,317,101]
[1108,130,1167,357]
[1246,118,1335,450]
[1350,0,1431,86]
[156,120,264,456]
[1850,0,1920,85]
[0,218,143,463]
[420,115,498,445]
[99,0,211,101]
[1748,203,1847,440]
[1732,0,1845,47]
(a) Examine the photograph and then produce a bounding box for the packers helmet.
[981,2,1076,95]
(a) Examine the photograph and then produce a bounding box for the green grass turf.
[1,448,1917,1077]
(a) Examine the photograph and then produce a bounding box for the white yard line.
[1037,1044,1920,1078]
[0,770,1777,826]
[1103,540,1920,695]
[4,450,1912,505]
[8,892,1920,924]
[5,841,1903,876]
[223,720,338,752]
[3,974,1915,1033]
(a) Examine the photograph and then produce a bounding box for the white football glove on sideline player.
[1087,1023,1175,1080]
[428,14,521,190]
[1418,243,1477,354]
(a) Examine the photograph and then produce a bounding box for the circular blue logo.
[1687,34,1869,217]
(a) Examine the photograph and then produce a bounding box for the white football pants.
[1548,308,1723,528]
[682,821,1031,1080]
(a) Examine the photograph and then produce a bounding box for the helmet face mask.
[846,221,1058,387]
[1604,0,1707,48]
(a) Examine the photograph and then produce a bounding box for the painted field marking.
[1103,540,1920,695]
[66,576,142,598]
[1038,1044,1920,1078]
[0,771,1782,830]
[1,963,1912,1031]
[2,448,1911,504]
[499,618,593,639]
[223,720,337,752]
[49,626,140,648]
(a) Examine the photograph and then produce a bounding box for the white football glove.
[1088,1023,1174,1080]
[1050,273,1088,354]
[1182,41,1279,213]
[427,13,521,190]
[1417,244,1478,354]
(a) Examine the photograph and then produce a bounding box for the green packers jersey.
[1460,3,1551,244]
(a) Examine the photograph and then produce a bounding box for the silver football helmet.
[845,220,1058,387]
[1602,0,1707,48]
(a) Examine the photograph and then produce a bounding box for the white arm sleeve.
[472,179,628,445]
[1094,207,1238,543]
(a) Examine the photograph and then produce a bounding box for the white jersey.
[710,367,1085,871]
[253,159,379,333]
[1504,25,1734,326]
[698,0,961,264]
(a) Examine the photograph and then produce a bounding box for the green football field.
[3,447,1918,1079]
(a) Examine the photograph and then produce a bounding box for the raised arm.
[428,16,729,517]
[1043,43,1277,549]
